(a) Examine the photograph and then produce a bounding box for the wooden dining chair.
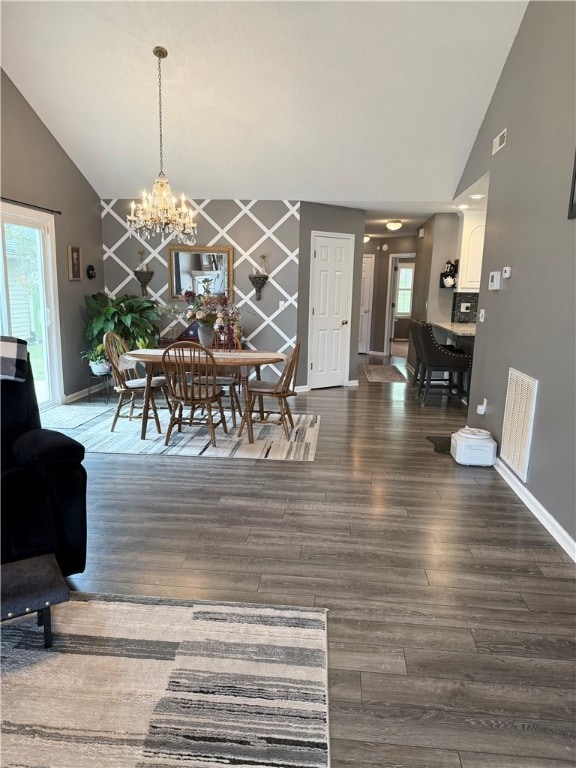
[238,339,301,440]
[161,341,228,447]
[211,331,243,428]
[103,332,167,433]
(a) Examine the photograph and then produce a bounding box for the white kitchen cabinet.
[456,211,485,292]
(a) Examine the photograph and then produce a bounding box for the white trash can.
[450,426,497,466]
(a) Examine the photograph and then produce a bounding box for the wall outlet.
[279,300,285,310]
[479,308,485,322]
[460,302,471,312]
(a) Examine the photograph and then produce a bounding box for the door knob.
[341,320,349,325]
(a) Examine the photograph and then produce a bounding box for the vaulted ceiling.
[1,1,527,235]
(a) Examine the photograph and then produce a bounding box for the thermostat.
[488,271,501,290]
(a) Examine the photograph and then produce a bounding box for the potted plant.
[84,292,163,350]
[81,343,111,376]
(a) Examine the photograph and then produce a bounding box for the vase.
[197,323,215,348]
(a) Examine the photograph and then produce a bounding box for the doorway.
[383,253,415,359]
[358,254,374,354]
[0,202,62,407]
[308,231,354,388]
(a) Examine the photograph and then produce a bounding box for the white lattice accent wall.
[500,368,538,482]
[101,199,300,369]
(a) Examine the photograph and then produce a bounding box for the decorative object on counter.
[126,47,197,245]
[86,264,96,280]
[440,259,458,288]
[134,250,155,297]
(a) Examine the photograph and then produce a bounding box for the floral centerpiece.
[181,285,241,346]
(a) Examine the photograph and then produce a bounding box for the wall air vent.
[492,128,507,156]
[500,368,538,482]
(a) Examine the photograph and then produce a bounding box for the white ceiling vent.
[500,368,538,482]
[492,128,507,156]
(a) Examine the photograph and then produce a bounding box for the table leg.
[240,366,254,444]
[140,365,153,440]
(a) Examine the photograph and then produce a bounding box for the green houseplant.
[81,343,111,375]
[84,292,163,350]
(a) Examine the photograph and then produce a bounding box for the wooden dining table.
[120,347,286,443]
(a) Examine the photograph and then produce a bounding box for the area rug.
[1,593,329,767]
[363,365,407,383]
[41,403,113,429]
[72,411,320,461]
[426,434,452,454]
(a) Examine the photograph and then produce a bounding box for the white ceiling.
[1,1,527,236]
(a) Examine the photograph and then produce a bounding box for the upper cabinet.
[456,211,486,292]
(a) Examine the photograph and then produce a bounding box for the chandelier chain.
[157,54,164,176]
[126,45,197,246]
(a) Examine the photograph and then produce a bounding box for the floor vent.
[500,368,538,482]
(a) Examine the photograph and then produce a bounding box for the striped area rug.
[71,411,320,461]
[1,593,329,767]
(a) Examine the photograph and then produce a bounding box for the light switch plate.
[502,266,512,278]
[488,271,501,290]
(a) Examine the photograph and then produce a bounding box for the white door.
[309,231,354,389]
[0,202,62,407]
[358,254,374,354]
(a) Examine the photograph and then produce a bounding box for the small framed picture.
[67,246,82,280]
[569,151,576,219]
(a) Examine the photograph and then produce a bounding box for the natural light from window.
[395,264,414,316]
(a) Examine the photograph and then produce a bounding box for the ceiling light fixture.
[456,204,470,210]
[386,220,402,231]
[363,235,371,243]
[469,194,485,200]
[127,46,197,245]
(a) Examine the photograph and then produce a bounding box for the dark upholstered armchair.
[1,343,87,577]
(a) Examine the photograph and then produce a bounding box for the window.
[395,263,414,316]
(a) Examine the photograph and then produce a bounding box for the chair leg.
[423,370,432,404]
[217,397,228,435]
[279,400,291,439]
[206,404,217,447]
[111,393,125,431]
[149,391,162,434]
[283,397,295,429]
[417,366,426,400]
[237,390,254,437]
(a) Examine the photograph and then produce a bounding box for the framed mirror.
[168,246,234,303]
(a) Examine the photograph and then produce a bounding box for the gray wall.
[299,202,366,385]
[1,71,104,396]
[366,235,417,352]
[456,2,576,538]
[102,199,300,370]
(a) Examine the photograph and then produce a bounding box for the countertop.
[432,321,477,337]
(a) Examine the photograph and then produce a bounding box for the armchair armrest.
[11,429,85,467]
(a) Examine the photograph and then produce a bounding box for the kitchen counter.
[432,321,477,337]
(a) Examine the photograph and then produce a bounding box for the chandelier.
[127,46,197,245]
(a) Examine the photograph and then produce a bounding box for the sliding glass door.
[0,202,62,407]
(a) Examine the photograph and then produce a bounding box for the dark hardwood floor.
[69,353,576,768]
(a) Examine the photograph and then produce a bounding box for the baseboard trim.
[346,379,359,387]
[495,459,576,562]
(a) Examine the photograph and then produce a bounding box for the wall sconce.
[134,250,154,296]
[249,273,268,300]
[249,254,269,300]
